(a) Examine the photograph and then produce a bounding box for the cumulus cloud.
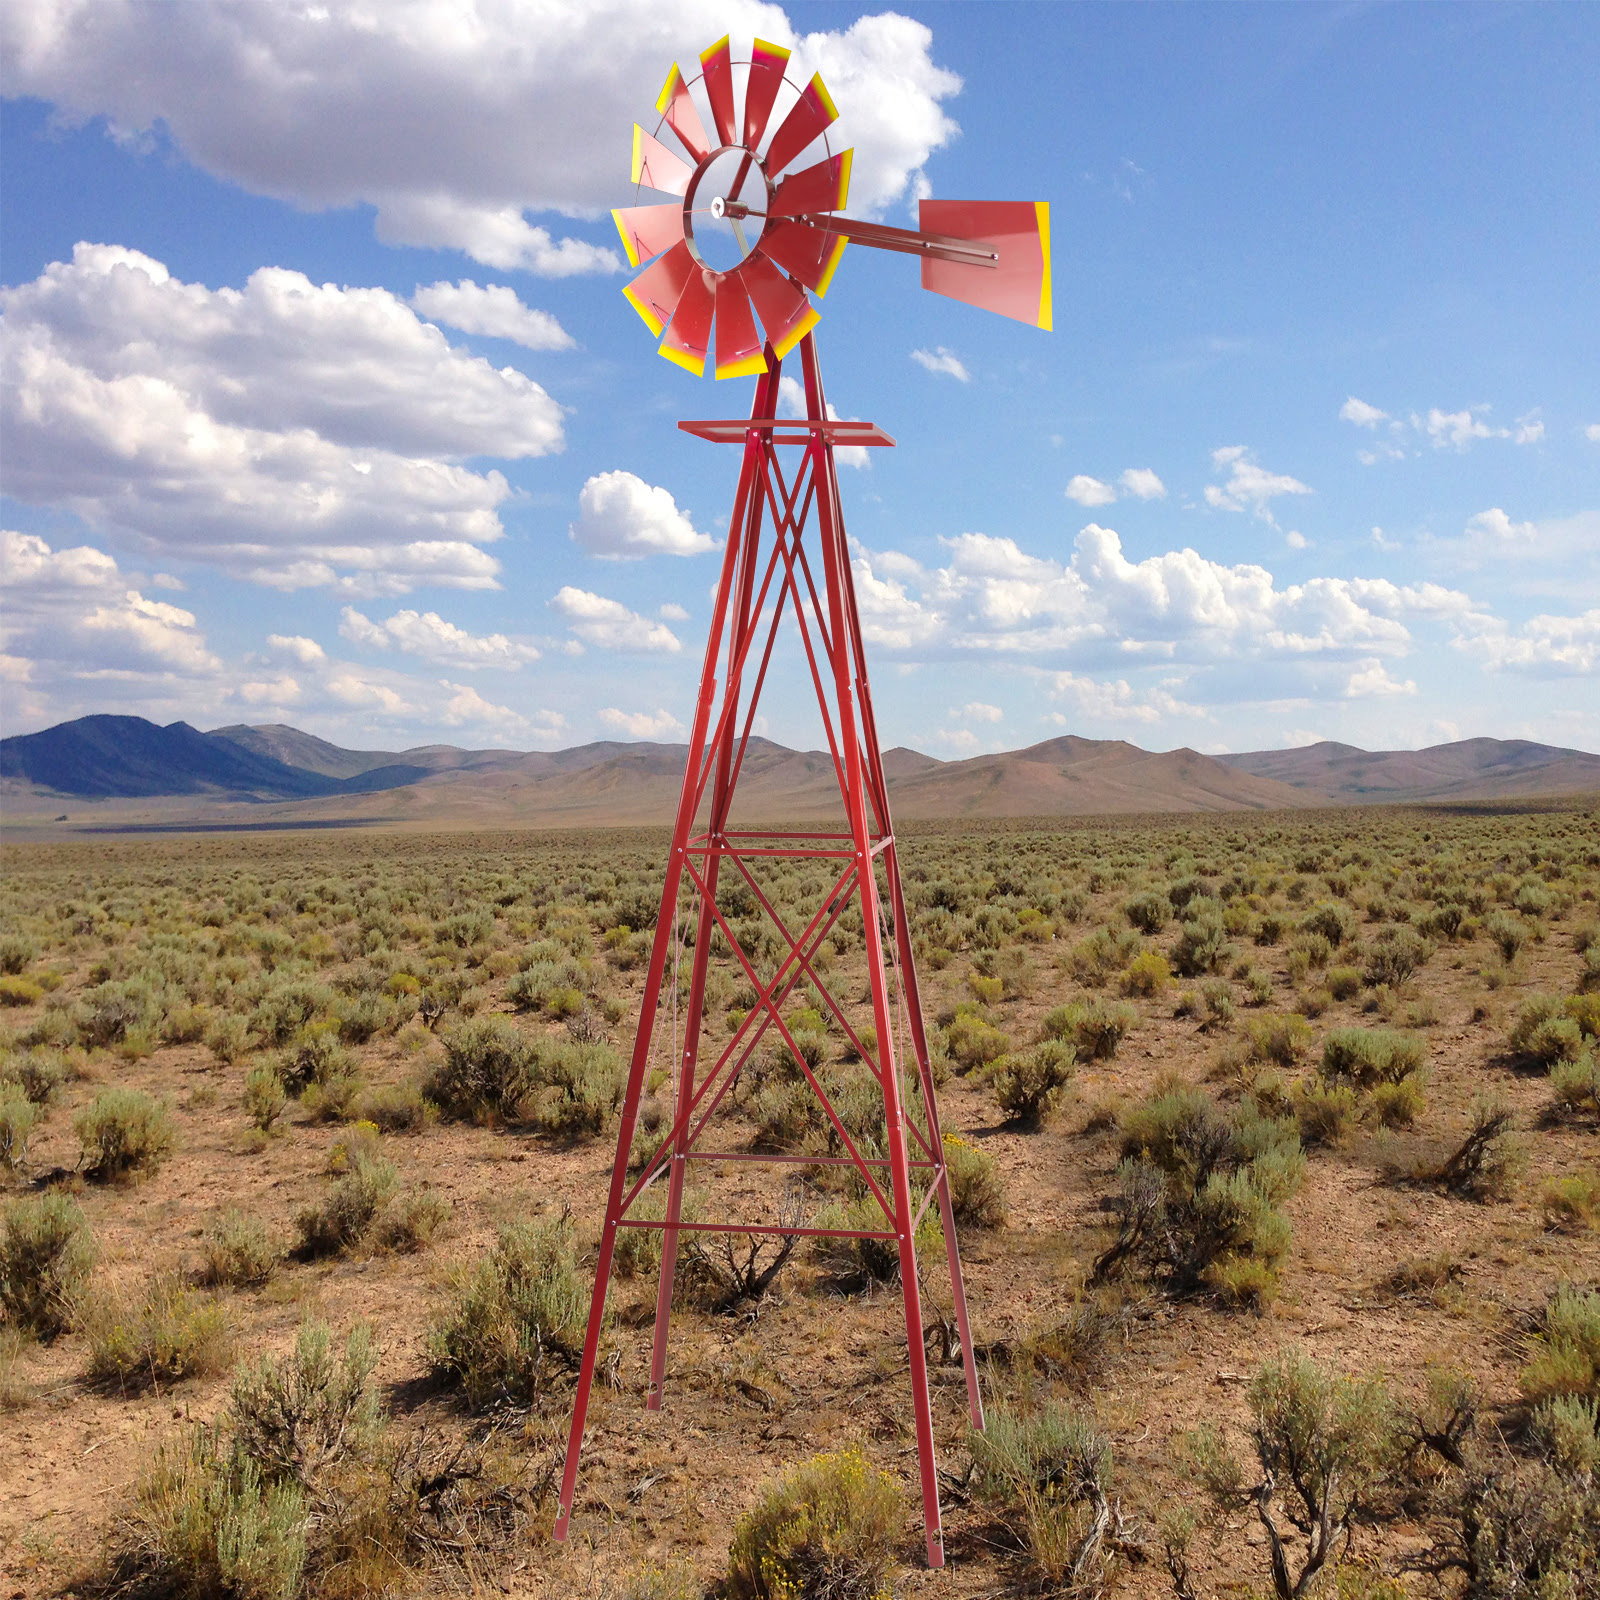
[1065,475,1116,508]
[599,706,687,739]
[1464,610,1600,675]
[1417,406,1505,450]
[1,244,565,592]
[1465,507,1538,543]
[410,280,576,350]
[1339,396,1389,427]
[569,471,714,560]
[955,701,1003,722]
[1344,658,1416,698]
[1513,412,1544,445]
[439,680,529,730]
[1118,468,1166,500]
[659,602,691,621]
[549,587,681,652]
[910,346,970,381]
[339,606,540,668]
[847,522,1478,667]
[1044,671,1201,725]
[1204,446,1312,525]
[267,634,327,666]
[2,4,960,265]
[1587,424,1600,443]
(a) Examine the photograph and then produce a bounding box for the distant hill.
[4,718,1596,827]
[0,716,346,799]
[1217,737,1600,803]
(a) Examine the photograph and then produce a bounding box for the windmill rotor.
[615,36,1052,379]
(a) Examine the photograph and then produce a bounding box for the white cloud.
[1339,396,1389,428]
[1044,671,1200,725]
[1118,468,1166,501]
[439,680,528,730]
[1513,412,1544,445]
[240,674,302,705]
[846,522,1478,668]
[599,707,687,739]
[549,587,681,653]
[1285,531,1309,551]
[267,634,327,666]
[410,280,576,350]
[956,701,1003,722]
[569,471,714,560]
[1466,507,1537,543]
[1204,447,1312,524]
[775,377,869,469]
[2,5,960,265]
[1370,526,1399,553]
[1065,475,1117,508]
[910,346,970,382]
[1417,406,1504,450]
[1465,609,1600,675]
[339,606,539,668]
[1344,658,1416,698]
[2,529,221,681]
[1586,424,1600,443]
[659,602,690,622]
[1,244,564,592]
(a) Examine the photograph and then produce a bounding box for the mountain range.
[2,716,1597,831]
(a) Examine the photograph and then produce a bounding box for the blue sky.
[3,1,1596,758]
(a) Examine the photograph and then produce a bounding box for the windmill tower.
[553,36,1051,1568]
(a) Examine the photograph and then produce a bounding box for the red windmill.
[553,36,1050,1569]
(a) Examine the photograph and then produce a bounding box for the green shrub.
[1485,911,1528,963]
[1123,892,1169,935]
[1172,899,1232,977]
[76,1088,176,1180]
[1294,1080,1360,1148]
[372,1187,449,1253]
[228,1321,379,1486]
[0,976,44,1008]
[1532,1394,1600,1477]
[1364,926,1434,988]
[0,1192,95,1338]
[811,1193,941,1287]
[86,1275,233,1391]
[1200,978,1234,1027]
[0,935,39,976]
[988,1040,1076,1126]
[969,1403,1116,1589]
[1244,1012,1313,1068]
[430,1218,589,1409]
[0,1048,66,1104]
[358,1080,436,1133]
[1370,1074,1427,1129]
[243,1063,288,1132]
[1098,1087,1303,1301]
[1521,1285,1600,1407]
[1063,925,1143,986]
[1043,999,1136,1060]
[1549,1052,1600,1121]
[295,1145,398,1256]
[943,1133,1006,1227]
[204,1012,251,1065]
[1300,901,1357,948]
[1120,950,1170,997]
[943,1009,1011,1071]
[1541,1174,1600,1233]
[0,1085,41,1174]
[426,1017,620,1134]
[726,1447,902,1600]
[250,980,335,1046]
[1509,994,1584,1066]
[1327,965,1362,1001]
[1322,1027,1427,1086]
[201,1210,284,1288]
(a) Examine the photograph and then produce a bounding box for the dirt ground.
[1,806,1596,1598]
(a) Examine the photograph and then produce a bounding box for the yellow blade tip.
[753,37,791,64]
[700,34,730,66]
[836,149,853,209]
[715,350,769,380]
[611,210,640,270]
[631,125,644,185]
[660,342,706,377]
[811,74,837,122]
[1035,200,1052,332]
[622,281,664,338]
[655,64,682,116]
[773,303,821,360]
[815,236,847,298]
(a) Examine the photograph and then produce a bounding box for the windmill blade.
[660,268,716,376]
[763,71,838,176]
[632,125,694,196]
[743,37,790,150]
[713,274,767,379]
[700,35,739,147]
[622,240,696,337]
[740,253,820,358]
[759,219,847,297]
[917,200,1053,330]
[611,203,685,269]
[769,150,852,218]
[655,63,709,162]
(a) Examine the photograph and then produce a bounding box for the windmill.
[553,36,1050,1569]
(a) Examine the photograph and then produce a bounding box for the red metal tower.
[553,37,1050,1568]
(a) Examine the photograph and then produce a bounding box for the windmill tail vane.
[554,37,1050,1571]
